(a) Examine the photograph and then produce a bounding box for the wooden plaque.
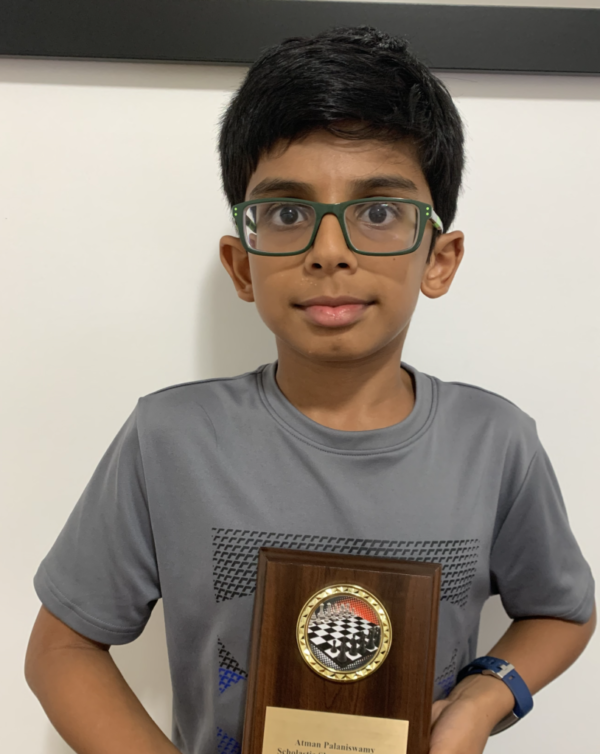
[242,548,441,754]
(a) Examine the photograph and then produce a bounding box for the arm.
[430,608,596,754]
[429,603,597,754]
[25,606,180,754]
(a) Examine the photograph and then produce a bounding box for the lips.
[295,296,374,328]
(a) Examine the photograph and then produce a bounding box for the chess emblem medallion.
[296,584,392,682]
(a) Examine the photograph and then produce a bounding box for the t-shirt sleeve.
[34,404,160,645]
[490,433,595,624]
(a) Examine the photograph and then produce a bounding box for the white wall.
[313,0,600,7]
[1,58,598,753]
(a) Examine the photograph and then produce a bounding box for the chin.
[302,342,377,363]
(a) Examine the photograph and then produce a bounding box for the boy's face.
[220,131,464,365]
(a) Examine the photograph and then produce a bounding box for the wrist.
[449,673,516,730]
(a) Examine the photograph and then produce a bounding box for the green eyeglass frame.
[232,197,444,257]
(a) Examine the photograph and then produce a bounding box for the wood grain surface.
[242,549,441,754]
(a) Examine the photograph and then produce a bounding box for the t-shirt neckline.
[257,361,436,455]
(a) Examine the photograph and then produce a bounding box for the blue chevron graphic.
[218,667,246,694]
[217,726,241,754]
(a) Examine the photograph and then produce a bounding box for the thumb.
[431,699,450,728]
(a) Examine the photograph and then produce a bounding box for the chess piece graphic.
[365,627,376,651]
[358,630,366,654]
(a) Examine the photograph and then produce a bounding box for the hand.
[429,675,514,754]
[429,696,492,754]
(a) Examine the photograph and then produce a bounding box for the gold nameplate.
[297,585,392,682]
[262,707,409,754]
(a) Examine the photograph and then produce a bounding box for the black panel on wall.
[1,0,599,74]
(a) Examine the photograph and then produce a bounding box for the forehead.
[246,131,431,201]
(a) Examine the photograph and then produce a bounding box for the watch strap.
[457,656,533,734]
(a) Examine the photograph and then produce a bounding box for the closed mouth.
[294,296,375,308]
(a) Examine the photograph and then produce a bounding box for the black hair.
[219,26,465,231]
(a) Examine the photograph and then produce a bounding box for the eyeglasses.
[232,197,443,257]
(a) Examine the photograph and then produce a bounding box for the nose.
[303,212,358,273]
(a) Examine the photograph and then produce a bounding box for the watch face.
[296,585,392,682]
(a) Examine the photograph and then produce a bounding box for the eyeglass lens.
[243,201,419,254]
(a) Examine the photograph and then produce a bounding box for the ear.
[219,235,255,303]
[421,230,465,299]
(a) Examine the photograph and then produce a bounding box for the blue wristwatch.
[456,656,534,734]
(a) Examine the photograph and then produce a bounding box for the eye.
[278,206,300,225]
[367,204,388,224]
[355,202,402,226]
[266,203,309,227]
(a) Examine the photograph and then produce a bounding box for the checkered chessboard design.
[307,615,379,670]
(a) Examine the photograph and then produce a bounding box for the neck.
[274,336,415,432]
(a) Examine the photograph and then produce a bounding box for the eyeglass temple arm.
[430,208,444,233]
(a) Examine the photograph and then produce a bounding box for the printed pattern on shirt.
[435,648,458,697]
[218,638,247,694]
[212,529,479,608]
[217,727,241,754]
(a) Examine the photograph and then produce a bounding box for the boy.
[26,26,595,754]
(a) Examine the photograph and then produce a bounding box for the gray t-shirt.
[34,362,594,754]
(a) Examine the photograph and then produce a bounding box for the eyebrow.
[247,174,419,200]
